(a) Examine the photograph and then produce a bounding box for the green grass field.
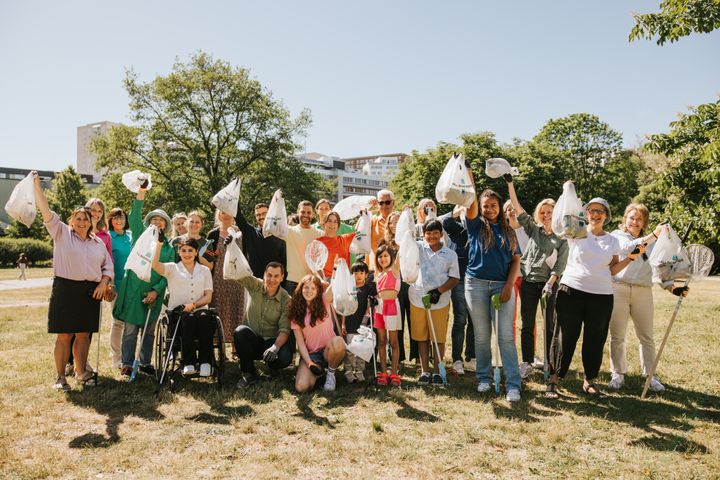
[1,276,718,479]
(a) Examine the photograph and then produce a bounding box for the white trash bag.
[395,207,415,244]
[4,173,36,227]
[305,240,329,276]
[485,157,519,179]
[223,232,252,280]
[350,211,371,254]
[346,325,376,362]
[262,189,288,239]
[121,170,152,193]
[333,195,375,220]
[331,260,358,317]
[551,181,587,239]
[399,231,420,284]
[125,225,158,282]
[648,225,692,283]
[436,153,476,207]
[212,178,241,217]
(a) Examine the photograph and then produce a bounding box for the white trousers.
[609,282,656,376]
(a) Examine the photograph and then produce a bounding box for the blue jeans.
[121,319,157,367]
[451,281,474,362]
[464,276,521,391]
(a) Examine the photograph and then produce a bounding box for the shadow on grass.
[294,394,336,429]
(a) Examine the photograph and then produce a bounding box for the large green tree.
[91,52,330,219]
[629,0,720,45]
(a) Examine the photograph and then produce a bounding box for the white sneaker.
[520,362,533,379]
[506,389,521,402]
[477,382,492,393]
[182,365,196,376]
[648,376,666,392]
[199,363,212,377]
[323,371,336,391]
[453,360,465,375]
[532,356,545,369]
[608,373,624,390]
[355,371,365,382]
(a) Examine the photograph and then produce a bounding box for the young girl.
[374,244,402,386]
[289,274,347,392]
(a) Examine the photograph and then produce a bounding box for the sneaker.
[477,382,492,393]
[452,360,465,375]
[199,363,212,377]
[64,363,74,377]
[139,364,156,376]
[418,372,432,386]
[532,356,545,369]
[182,365,196,376]
[323,371,337,391]
[345,371,356,384]
[608,373,625,390]
[520,362,533,379]
[648,376,666,392]
[355,371,365,382]
[236,373,257,389]
[432,373,445,386]
[121,365,133,377]
[53,376,71,391]
[506,389,521,402]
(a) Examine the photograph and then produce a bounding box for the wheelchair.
[154,305,226,391]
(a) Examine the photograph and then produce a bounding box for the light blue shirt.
[408,241,460,310]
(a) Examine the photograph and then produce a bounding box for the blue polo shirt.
[466,216,518,282]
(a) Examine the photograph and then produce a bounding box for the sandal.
[583,382,605,398]
[376,372,389,386]
[390,374,401,387]
[76,370,97,386]
[544,383,558,399]
[53,376,71,392]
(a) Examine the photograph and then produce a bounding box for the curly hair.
[288,275,327,329]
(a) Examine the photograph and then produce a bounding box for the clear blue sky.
[1,1,718,171]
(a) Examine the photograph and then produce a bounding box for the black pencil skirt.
[48,277,101,334]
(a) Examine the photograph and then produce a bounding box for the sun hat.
[583,198,611,225]
[143,209,172,235]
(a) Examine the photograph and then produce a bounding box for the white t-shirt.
[514,227,529,255]
[162,262,214,309]
[560,232,620,295]
[408,241,460,310]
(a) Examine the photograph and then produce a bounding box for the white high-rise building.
[77,121,116,182]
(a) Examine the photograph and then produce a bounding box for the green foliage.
[0,238,52,266]
[45,166,90,223]
[5,215,47,241]
[90,51,325,219]
[629,0,720,45]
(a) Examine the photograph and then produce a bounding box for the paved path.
[0,277,53,291]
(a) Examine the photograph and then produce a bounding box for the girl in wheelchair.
[152,235,214,376]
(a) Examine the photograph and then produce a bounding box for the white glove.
[542,282,553,296]
[262,344,280,363]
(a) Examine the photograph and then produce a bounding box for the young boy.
[342,261,377,383]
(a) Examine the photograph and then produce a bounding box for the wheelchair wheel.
[154,316,166,382]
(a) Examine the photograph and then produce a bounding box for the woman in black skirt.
[32,172,114,391]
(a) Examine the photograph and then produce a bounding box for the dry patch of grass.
[0,281,719,479]
[0,267,53,281]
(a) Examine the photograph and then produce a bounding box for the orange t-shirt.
[318,233,355,278]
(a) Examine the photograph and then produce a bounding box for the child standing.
[374,245,403,386]
[342,261,377,383]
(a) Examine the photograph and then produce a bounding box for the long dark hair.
[288,275,327,329]
[478,189,517,253]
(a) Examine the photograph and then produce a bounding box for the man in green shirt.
[232,262,294,388]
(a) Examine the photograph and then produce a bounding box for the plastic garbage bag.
[551,181,587,239]
[648,225,692,283]
[346,325,376,362]
[350,211,371,254]
[4,173,36,227]
[125,225,158,282]
[262,189,288,239]
[121,170,152,193]
[485,158,519,179]
[435,153,476,207]
[331,260,358,317]
[305,240,329,276]
[223,232,252,280]
[212,178,241,217]
[395,207,415,245]
[333,195,375,220]
[399,231,420,284]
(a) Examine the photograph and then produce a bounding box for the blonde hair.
[85,197,107,231]
[171,212,188,237]
[620,203,650,235]
[533,199,556,225]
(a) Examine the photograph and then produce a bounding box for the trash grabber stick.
[492,294,501,394]
[130,307,153,383]
[422,294,447,384]
[91,302,103,386]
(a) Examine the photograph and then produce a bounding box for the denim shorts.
[309,349,327,367]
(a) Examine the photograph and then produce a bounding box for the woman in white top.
[152,235,214,377]
[608,203,688,392]
[547,196,640,398]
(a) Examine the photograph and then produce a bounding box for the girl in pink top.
[86,198,113,256]
[289,274,346,392]
[374,244,402,386]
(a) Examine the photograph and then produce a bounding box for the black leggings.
[552,285,613,381]
[179,310,215,366]
[519,280,557,364]
[233,325,295,375]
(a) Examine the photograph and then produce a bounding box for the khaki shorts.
[409,303,450,342]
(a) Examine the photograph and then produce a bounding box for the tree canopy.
[629,0,720,45]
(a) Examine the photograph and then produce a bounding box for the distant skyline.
[0,1,718,172]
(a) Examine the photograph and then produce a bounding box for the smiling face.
[298,205,313,228]
[377,192,394,218]
[377,250,392,270]
[218,211,233,226]
[423,227,443,249]
[264,265,284,292]
[353,270,368,287]
[504,202,516,220]
[88,203,104,226]
[316,201,331,224]
[624,209,646,238]
[151,216,167,232]
[586,203,608,228]
[301,278,319,302]
[539,204,553,227]
[254,206,268,227]
[178,244,197,264]
[480,196,500,223]
[110,214,126,231]
[173,217,187,235]
[387,214,399,236]
[323,213,339,236]
[188,214,203,235]
[70,210,92,236]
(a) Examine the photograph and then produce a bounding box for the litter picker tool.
[492,293,502,394]
[422,294,447,385]
[364,296,380,394]
[129,307,154,383]
[90,301,103,387]
[540,293,550,381]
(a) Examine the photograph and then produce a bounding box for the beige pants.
[609,282,656,376]
[110,318,124,368]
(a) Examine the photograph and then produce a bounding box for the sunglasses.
[378,200,393,206]
[586,208,607,215]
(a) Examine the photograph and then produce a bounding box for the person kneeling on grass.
[408,219,460,387]
[151,235,214,377]
[289,274,346,392]
[342,261,377,383]
[230,260,295,389]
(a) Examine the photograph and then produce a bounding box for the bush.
[0,238,53,267]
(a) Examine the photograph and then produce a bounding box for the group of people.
[30,162,687,400]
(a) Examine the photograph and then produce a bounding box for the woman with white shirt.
[546,195,640,398]
[152,235,214,377]
[608,204,687,392]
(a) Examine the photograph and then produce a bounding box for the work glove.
[262,344,279,364]
[224,234,234,246]
[672,286,689,297]
[464,157,472,169]
[368,296,379,308]
[542,282,553,296]
[503,173,513,183]
[627,244,646,261]
[139,177,149,189]
[157,229,166,243]
[428,288,441,305]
